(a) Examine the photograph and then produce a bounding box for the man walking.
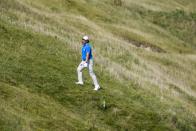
[75,35,100,91]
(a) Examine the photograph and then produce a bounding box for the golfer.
[75,36,100,91]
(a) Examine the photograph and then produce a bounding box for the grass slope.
[0,0,196,130]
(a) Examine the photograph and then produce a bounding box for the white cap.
[82,35,89,41]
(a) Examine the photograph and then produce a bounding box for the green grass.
[0,0,196,130]
[141,9,196,48]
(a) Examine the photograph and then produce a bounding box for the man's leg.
[88,60,100,90]
[76,61,86,84]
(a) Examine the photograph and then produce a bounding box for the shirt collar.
[83,43,88,47]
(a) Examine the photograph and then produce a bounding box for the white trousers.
[77,59,99,87]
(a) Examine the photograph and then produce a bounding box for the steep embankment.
[0,0,196,130]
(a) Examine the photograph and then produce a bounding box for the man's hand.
[81,61,88,67]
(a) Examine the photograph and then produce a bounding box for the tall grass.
[0,0,196,130]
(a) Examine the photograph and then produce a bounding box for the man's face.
[82,39,86,45]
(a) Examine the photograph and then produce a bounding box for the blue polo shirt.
[82,43,93,61]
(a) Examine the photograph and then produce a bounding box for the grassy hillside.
[0,0,196,130]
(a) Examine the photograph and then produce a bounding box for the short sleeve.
[86,46,91,53]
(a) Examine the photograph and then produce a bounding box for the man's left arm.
[85,53,90,63]
[85,46,91,63]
